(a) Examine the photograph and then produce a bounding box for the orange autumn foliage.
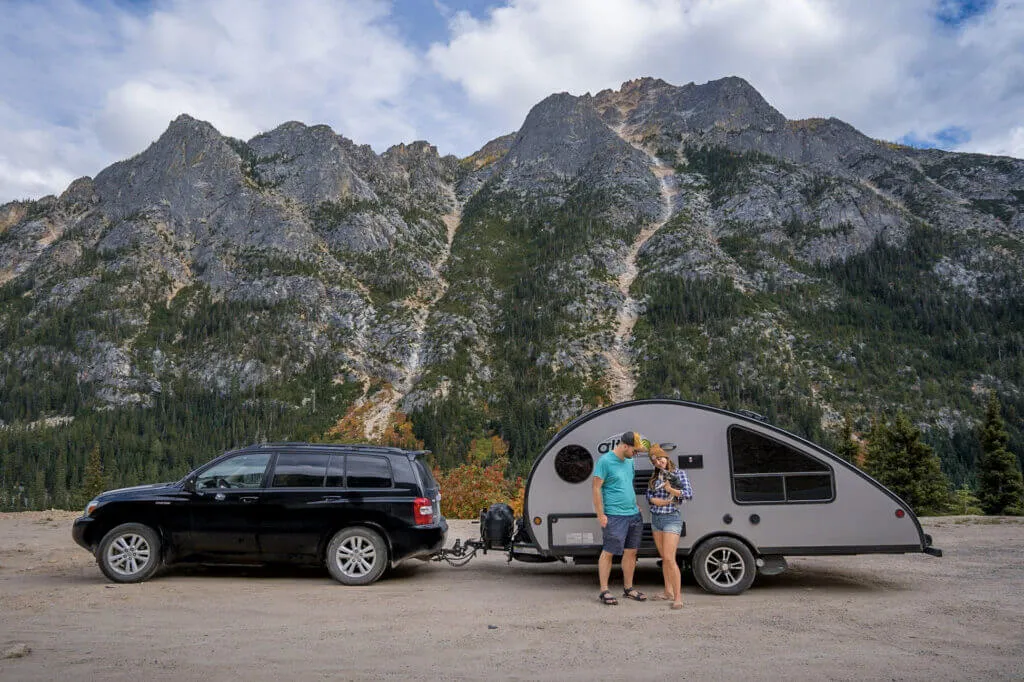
[322,408,523,519]
[433,435,524,519]
[433,459,524,519]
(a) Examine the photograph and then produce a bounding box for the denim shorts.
[650,511,682,535]
[602,513,643,554]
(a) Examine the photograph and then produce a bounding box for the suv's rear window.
[414,460,438,491]
[346,455,393,488]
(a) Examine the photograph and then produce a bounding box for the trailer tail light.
[895,508,905,519]
[414,498,434,525]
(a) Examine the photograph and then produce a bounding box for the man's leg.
[621,548,638,589]
[598,550,614,592]
[621,513,644,596]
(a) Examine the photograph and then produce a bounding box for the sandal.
[622,587,647,602]
[598,590,618,606]
[650,593,672,601]
[671,602,684,610]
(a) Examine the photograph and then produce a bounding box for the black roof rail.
[248,442,431,457]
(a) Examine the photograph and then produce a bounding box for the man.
[592,430,648,605]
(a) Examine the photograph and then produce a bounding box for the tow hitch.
[431,538,488,567]
[431,503,559,566]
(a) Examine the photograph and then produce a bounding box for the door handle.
[321,496,342,502]
[240,496,259,504]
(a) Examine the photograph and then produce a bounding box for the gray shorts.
[602,513,643,555]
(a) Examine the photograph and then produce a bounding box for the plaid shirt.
[645,469,693,515]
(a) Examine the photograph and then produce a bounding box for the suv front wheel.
[97,523,162,583]
[326,527,388,585]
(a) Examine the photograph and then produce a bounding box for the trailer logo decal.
[597,434,651,454]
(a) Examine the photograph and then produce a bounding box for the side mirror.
[183,476,197,493]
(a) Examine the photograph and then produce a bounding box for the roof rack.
[248,442,431,457]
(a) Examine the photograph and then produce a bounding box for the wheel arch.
[687,531,759,559]
[88,509,169,557]
[319,521,393,564]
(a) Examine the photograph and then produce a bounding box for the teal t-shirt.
[593,451,639,516]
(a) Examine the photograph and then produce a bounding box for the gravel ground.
[0,512,1022,681]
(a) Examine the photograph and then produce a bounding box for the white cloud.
[0,0,423,202]
[0,0,1021,203]
[427,0,1022,156]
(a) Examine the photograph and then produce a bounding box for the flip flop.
[671,602,684,610]
[650,593,672,601]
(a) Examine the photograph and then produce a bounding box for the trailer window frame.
[727,425,835,505]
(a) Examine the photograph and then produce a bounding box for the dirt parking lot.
[0,512,1022,681]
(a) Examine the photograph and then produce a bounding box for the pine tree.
[52,452,69,510]
[28,469,47,511]
[952,484,983,515]
[835,412,860,464]
[82,444,106,501]
[864,412,950,515]
[977,393,1024,515]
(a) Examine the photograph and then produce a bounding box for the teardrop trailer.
[437,399,942,595]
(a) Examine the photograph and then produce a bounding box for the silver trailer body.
[521,400,940,593]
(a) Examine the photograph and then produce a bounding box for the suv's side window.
[346,455,393,488]
[271,453,327,488]
[196,453,272,490]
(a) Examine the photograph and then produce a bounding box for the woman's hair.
[647,444,676,490]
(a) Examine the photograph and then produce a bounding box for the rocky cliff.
[2,77,1022,493]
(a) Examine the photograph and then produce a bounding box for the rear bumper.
[392,518,448,563]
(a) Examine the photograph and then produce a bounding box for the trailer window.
[729,426,834,503]
[554,445,594,484]
[734,476,785,502]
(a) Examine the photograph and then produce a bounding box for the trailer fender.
[689,531,759,559]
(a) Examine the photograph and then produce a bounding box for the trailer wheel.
[692,536,755,595]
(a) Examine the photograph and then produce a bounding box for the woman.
[645,444,693,610]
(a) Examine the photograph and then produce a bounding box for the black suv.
[72,443,447,585]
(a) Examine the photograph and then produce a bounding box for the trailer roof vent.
[554,445,594,484]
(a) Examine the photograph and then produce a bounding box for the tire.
[325,527,389,586]
[691,536,756,595]
[97,523,162,584]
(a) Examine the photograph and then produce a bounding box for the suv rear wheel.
[97,523,162,583]
[326,527,388,585]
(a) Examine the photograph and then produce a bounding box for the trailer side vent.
[554,445,594,484]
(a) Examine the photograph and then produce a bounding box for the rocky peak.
[59,177,98,207]
[92,113,245,223]
[496,92,634,190]
[247,120,378,205]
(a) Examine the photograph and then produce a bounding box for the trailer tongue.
[432,503,558,566]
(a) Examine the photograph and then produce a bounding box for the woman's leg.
[651,528,672,599]
[662,531,682,605]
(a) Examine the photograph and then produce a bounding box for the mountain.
[1,77,1022,508]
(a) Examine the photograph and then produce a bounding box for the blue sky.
[0,0,1021,202]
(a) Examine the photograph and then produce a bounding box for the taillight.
[414,497,434,526]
